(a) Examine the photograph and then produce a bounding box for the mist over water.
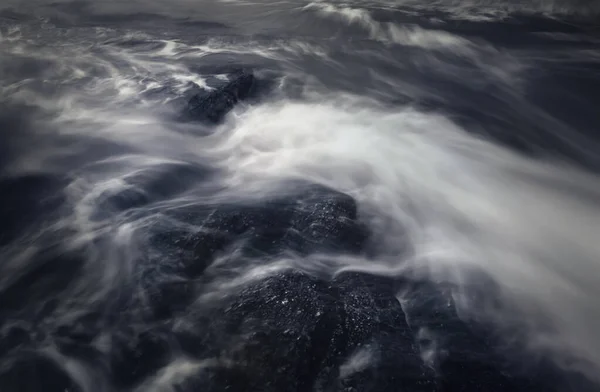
[1,1,600,391]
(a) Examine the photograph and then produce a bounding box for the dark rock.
[210,272,342,392]
[174,271,343,392]
[93,162,213,220]
[172,271,432,392]
[396,279,590,392]
[206,183,367,257]
[283,185,369,255]
[130,183,369,327]
[2,168,579,392]
[332,273,433,392]
[157,183,368,279]
[186,71,256,124]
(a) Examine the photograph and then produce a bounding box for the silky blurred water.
[1,1,600,391]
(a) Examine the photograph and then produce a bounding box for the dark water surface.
[1,1,600,391]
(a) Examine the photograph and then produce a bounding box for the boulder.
[172,271,431,392]
[0,169,584,392]
[186,71,256,124]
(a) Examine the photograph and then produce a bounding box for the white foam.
[2,4,600,386]
[339,345,377,378]
[202,95,600,382]
[316,0,600,20]
[134,358,224,392]
[304,1,474,51]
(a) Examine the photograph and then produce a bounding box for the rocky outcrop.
[0,170,591,392]
[185,71,257,124]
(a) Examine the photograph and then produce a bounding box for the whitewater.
[1,1,600,391]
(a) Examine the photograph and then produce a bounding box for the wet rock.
[157,183,368,279]
[213,184,367,256]
[174,271,343,392]
[186,71,256,124]
[397,279,578,392]
[332,273,433,392]
[173,271,433,392]
[3,170,568,392]
[93,162,213,220]
[283,185,369,255]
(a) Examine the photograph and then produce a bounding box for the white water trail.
[2,2,600,388]
[202,96,600,382]
[304,1,473,50]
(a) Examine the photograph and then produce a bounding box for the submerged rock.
[0,172,590,392]
[154,182,369,280]
[186,71,256,124]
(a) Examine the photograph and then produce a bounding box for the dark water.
[1,1,600,391]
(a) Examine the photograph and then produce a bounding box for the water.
[1,1,600,391]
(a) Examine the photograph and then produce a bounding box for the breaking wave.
[1,1,600,391]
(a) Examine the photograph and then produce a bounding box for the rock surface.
[0,172,585,392]
[185,71,257,124]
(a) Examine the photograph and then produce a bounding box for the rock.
[283,185,369,255]
[204,272,342,392]
[93,162,213,220]
[186,71,256,124]
[154,183,368,280]
[2,169,580,392]
[397,279,581,392]
[173,271,432,392]
[332,273,433,392]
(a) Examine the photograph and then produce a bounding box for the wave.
[4,83,600,389]
[310,0,600,20]
[204,96,600,381]
[304,1,474,49]
[2,2,600,391]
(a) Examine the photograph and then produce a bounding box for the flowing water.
[1,1,600,391]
